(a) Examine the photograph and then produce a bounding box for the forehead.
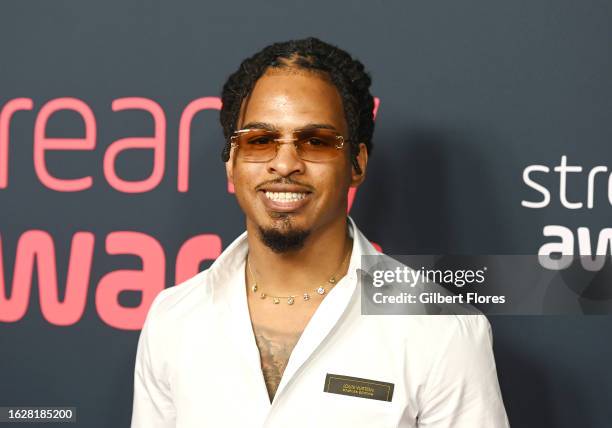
[238,67,347,133]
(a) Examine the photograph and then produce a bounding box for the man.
[131,37,510,427]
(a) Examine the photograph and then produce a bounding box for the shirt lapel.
[271,269,359,403]
[271,216,378,403]
[211,231,273,414]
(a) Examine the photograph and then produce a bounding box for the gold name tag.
[324,373,394,402]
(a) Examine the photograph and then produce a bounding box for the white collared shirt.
[131,216,510,427]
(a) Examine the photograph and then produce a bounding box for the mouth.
[257,190,312,213]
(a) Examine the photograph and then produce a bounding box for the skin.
[225,65,369,403]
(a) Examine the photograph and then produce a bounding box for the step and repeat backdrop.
[1,1,611,427]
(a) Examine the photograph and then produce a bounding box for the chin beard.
[258,222,310,253]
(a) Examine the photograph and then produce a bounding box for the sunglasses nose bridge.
[272,138,302,160]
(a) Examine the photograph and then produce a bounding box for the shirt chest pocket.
[311,389,398,427]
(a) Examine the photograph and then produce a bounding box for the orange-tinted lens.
[294,129,343,161]
[233,129,279,161]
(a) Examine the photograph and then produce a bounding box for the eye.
[248,136,273,145]
[306,138,325,146]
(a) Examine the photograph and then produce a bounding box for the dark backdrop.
[1,1,611,427]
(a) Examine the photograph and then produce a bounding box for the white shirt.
[131,216,510,427]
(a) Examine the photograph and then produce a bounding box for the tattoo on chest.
[252,324,302,402]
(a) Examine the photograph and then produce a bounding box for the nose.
[266,141,305,177]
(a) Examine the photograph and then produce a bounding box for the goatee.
[258,222,310,253]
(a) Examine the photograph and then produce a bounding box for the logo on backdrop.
[522,156,612,306]
[522,155,612,268]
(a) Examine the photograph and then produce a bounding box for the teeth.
[265,191,307,202]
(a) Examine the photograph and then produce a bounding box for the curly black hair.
[219,37,374,175]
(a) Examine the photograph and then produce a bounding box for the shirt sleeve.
[416,315,510,427]
[130,292,176,428]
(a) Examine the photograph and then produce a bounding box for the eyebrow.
[240,122,278,131]
[239,122,339,132]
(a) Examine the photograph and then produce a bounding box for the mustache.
[256,177,314,191]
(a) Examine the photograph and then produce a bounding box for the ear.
[350,143,368,187]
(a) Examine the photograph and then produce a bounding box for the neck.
[245,216,353,295]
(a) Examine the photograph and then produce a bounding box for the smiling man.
[131,37,510,427]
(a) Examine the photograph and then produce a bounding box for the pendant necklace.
[246,241,351,306]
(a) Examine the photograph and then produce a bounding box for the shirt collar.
[205,215,379,303]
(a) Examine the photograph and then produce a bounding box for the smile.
[264,191,308,202]
[258,190,312,212]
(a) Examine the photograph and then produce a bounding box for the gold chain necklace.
[246,241,351,306]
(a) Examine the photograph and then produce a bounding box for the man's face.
[225,67,367,250]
